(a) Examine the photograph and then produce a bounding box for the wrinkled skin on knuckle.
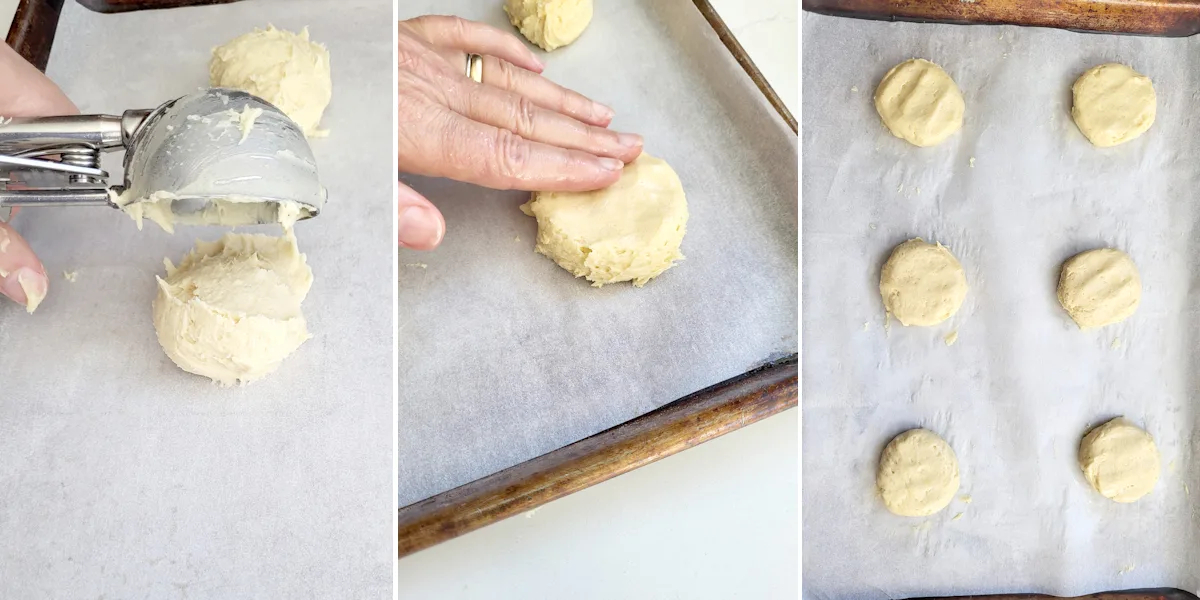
[491,128,530,187]
[509,95,538,137]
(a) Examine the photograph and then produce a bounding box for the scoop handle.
[802,0,1200,37]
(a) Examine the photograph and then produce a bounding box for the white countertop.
[396,2,798,598]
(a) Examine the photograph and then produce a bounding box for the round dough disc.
[505,0,593,52]
[153,233,313,385]
[520,153,687,288]
[874,58,965,147]
[877,428,960,517]
[1071,63,1156,148]
[210,25,332,137]
[879,238,968,327]
[1057,248,1141,329]
[1079,417,1160,503]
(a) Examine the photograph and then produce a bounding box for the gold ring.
[465,53,483,83]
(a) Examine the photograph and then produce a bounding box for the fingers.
[0,43,78,117]
[408,15,544,74]
[450,80,643,164]
[0,219,48,313]
[398,181,446,251]
[429,110,624,192]
[481,55,614,127]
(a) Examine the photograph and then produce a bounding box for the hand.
[0,43,78,313]
[396,16,643,250]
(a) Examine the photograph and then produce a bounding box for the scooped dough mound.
[505,0,593,52]
[1057,248,1141,329]
[1079,417,1160,503]
[1071,63,1156,148]
[153,232,313,385]
[210,25,331,137]
[879,239,968,327]
[874,58,965,147]
[877,428,960,517]
[520,153,687,287]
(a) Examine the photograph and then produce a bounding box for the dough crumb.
[944,330,959,346]
[863,322,870,331]
[17,269,46,313]
[959,494,973,503]
[969,157,976,168]
[514,236,520,242]
[524,508,539,518]
[869,223,877,230]
[952,512,964,521]
[850,86,859,93]
[62,271,78,282]
[1111,337,1121,349]
[1119,565,1136,575]
[404,263,428,269]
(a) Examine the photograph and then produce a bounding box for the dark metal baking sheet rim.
[397,0,798,558]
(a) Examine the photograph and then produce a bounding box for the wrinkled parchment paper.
[803,13,1200,599]
[398,0,797,506]
[0,1,393,595]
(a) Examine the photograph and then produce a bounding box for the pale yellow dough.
[1071,63,1156,148]
[210,25,331,137]
[505,0,593,52]
[874,59,964,147]
[877,428,960,517]
[1057,248,1141,329]
[153,232,313,385]
[879,239,968,327]
[520,153,687,287]
[1079,417,1160,503]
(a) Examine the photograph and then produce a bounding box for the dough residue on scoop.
[112,189,307,234]
[1071,63,1156,148]
[505,0,593,52]
[874,58,965,147]
[1079,417,1160,503]
[879,238,968,327]
[210,25,331,137]
[877,428,960,517]
[1057,248,1141,329]
[520,153,687,287]
[152,231,313,385]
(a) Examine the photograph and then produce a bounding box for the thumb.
[0,217,48,313]
[398,180,445,250]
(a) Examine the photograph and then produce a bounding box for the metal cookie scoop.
[0,88,326,226]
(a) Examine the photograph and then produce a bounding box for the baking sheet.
[397,0,797,506]
[802,13,1200,599]
[0,1,393,596]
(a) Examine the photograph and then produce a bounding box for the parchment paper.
[803,13,1200,599]
[398,0,797,506]
[0,1,393,596]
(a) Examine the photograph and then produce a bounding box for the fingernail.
[617,133,643,148]
[1,267,47,313]
[598,157,625,171]
[398,206,444,249]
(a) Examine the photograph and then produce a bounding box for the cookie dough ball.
[520,153,687,287]
[1071,63,1156,148]
[1057,248,1141,329]
[1079,417,1160,503]
[153,233,313,385]
[874,59,965,147]
[877,429,960,517]
[210,25,332,137]
[505,0,593,51]
[879,239,968,327]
